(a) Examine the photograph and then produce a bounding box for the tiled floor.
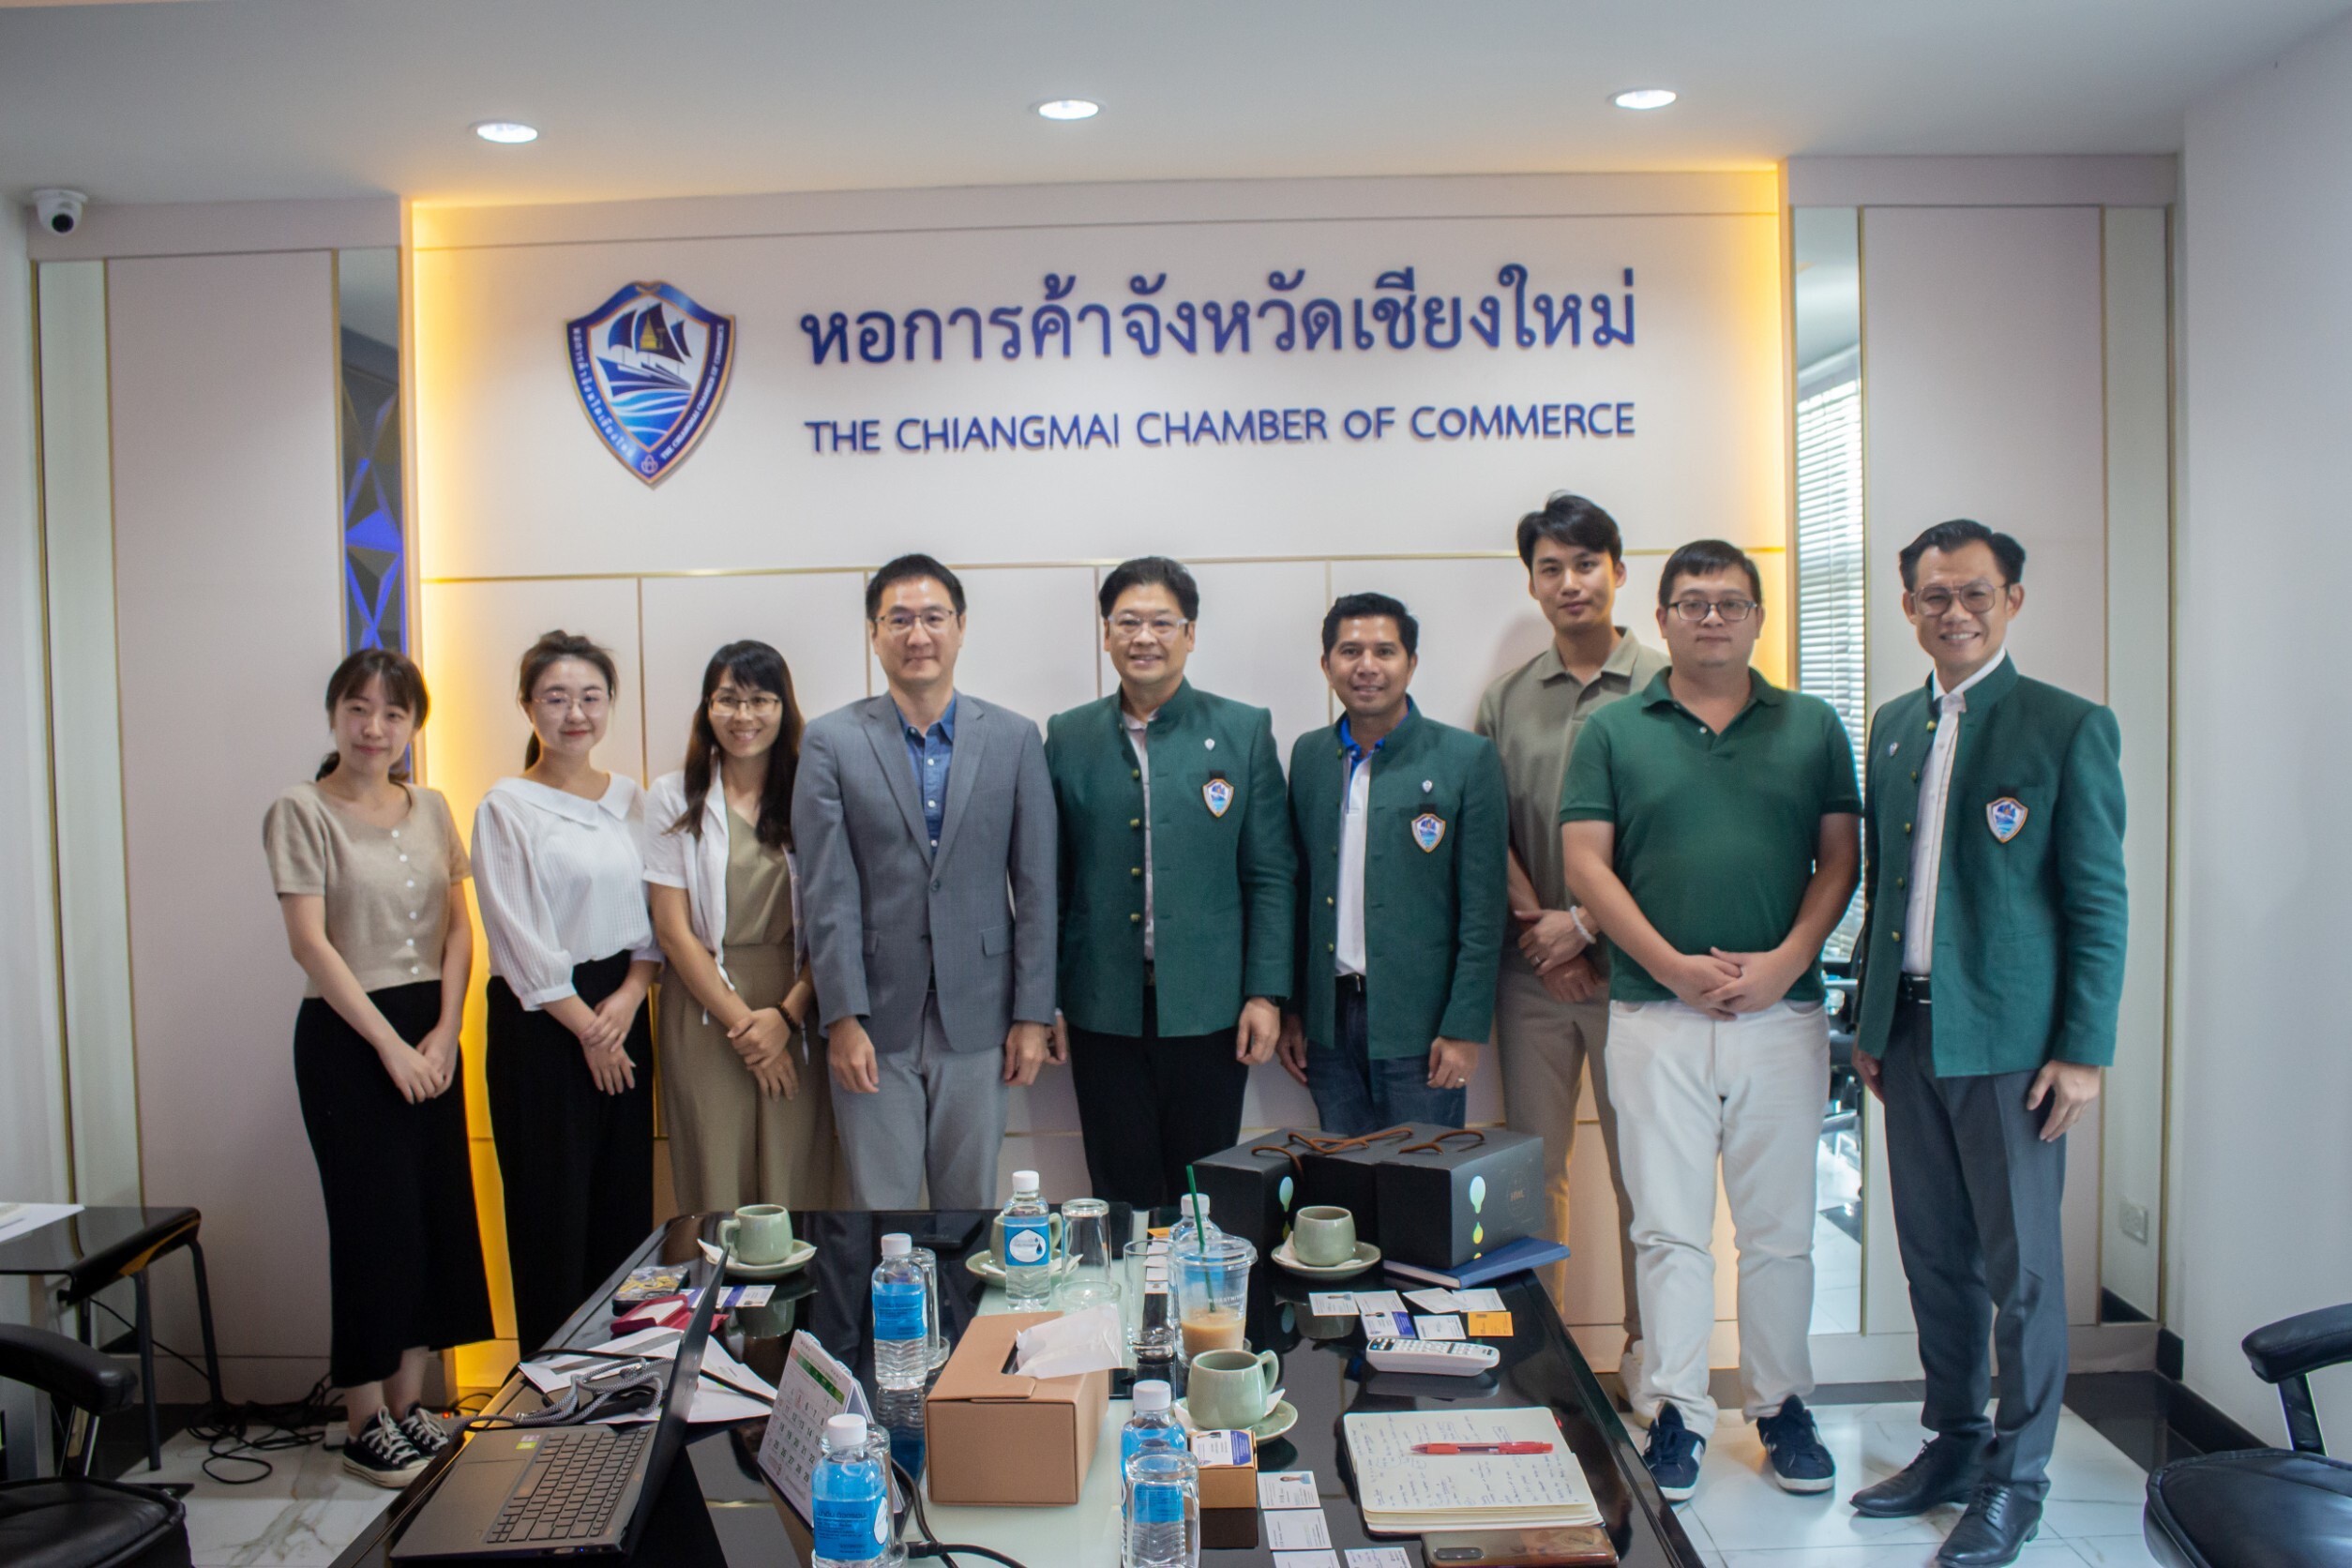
[118,1425,398,1567]
[1670,1401,2163,1567]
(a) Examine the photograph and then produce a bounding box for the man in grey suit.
[792,553,1058,1209]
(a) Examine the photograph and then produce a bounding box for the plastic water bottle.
[1167,1193,1217,1256]
[999,1170,1055,1307]
[1122,1444,1200,1568]
[1121,1380,1184,1470]
[811,1413,900,1568]
[872,1234,928,1392]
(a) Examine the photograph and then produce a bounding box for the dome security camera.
[32,189,87,236]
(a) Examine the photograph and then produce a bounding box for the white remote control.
[1364,1338,1501,1376]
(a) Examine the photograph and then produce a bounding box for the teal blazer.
[1287,708,1508,1060]
[1046,681,1294,1037]
[1853,656,2128,1075]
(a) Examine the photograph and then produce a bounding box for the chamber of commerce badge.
[1202,776,1234,818]
[566,281,735,485]
[1411,811,1446,852]
[1987,796,2028,843]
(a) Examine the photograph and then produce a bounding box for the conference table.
[331,1209,1702,1566]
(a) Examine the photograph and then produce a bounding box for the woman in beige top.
[645,640,841,1213]
[263,649,493,1488]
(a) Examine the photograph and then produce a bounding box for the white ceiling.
[3,0,2346,210]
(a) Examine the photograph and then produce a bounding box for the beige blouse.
[264,781,471,995]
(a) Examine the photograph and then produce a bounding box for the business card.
[1274,1553,1341,1568]
[1454,1288,1505,1313]
[1467,1310,1515,1336]
[1360,1310,1414,1338]
[1351,1290,1407,1315]
[1412,1314,1467,1339]
[1346,1550,1414,1568]
[1258,1470,1320,1509]
[1264,1510,1334,1550]
[1307,1292,1360,1317]
[1404,1288,1463,1313]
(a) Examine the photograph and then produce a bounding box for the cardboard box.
[1374,1126,1546,1269]
[924,1312,1111,1506]
[1188,1428,1258,1510]
[1191,1133,1315,1255]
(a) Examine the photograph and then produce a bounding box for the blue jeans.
[1306,980,1468,1135]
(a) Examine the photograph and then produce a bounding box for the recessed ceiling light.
[473,120,539,144]
[1035,98,1101,122]
[1612,88,1678,112]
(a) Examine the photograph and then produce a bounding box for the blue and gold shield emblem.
[1987,797,2028,843]
[566,281,734,485]
[1411,811,1446,852]
[1202,776,1234,818]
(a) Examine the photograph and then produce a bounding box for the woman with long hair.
[264,649,492,1486]
[645,641,842,1211]
[471,630,659,1355]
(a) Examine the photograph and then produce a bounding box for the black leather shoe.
[1936,1483,2043,1566]
[1848,1434,1986,1516]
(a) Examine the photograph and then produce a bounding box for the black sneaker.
[342,1409,428,1488]
[1756,1395,1835,1493]
[1642,1403,1706,1502]
[398,1403,453,1459]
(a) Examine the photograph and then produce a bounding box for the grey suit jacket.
[792,691,1057,1054]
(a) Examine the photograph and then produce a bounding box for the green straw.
[1185,1164,1217,1299]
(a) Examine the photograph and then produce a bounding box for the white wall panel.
[928,565,1098,734]
[110,250,343,1399]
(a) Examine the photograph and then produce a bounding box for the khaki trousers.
[1492,962,1641,1368]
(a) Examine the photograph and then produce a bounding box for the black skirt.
[294,981,494,1390]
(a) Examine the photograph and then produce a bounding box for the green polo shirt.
[1558,668,1861,1003]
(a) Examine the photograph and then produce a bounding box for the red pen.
[1411,1440,1553,1455]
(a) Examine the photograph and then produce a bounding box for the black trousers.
[1067,986,1247,1210]
[294,981,494,1389]
[487,953,654,1357]
[1881,988,2070,1497]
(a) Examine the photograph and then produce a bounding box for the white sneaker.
[342,1409,428,1488]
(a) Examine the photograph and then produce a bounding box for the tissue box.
[1373,1125,1546,1269]
[1189,1428,1258,1510]
[925,1312,1111,1505]
[1191,1133,1315,1254]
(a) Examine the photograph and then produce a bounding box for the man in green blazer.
[1847,520,2128,1568]
[1277,592,1508,1134]
[1046,557,1295,1208]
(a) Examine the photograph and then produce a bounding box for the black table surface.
[0,1204,201,1296]
[332,1211,1700,1567]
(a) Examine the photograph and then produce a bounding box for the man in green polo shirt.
[1474,490,1668,1350]
[1278,592,1507,1134]
[1560,538,1860,1504]
[1046,556,1294,1209]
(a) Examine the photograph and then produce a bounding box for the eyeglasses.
[1668,597,1757,623]
[1914,584,2003,616]
[1108,615,1188,641]
[709,692,783,717]
[534,690,609,714]
[876,610,957,637]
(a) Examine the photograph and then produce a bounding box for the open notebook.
[1342,1406,1601,1534]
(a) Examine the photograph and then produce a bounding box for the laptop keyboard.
[485,1426,650,1545]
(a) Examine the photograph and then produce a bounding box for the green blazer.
[1287,707,1509,1060]
[1046,681,1295,1037]
[1853,656,2128,1076]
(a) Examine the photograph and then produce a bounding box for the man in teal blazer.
[1278,592,1508,1133]
[1848,520,2128,1568]
[1046,557,1294,1207]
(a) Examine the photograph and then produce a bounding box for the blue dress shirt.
[897,694,957,852]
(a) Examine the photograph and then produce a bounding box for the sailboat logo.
[565,281,735,485]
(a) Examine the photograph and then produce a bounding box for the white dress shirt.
[1335,747,1375,977]
[1902,648,2008,975]
[1123,709,1157,961]
[474,774,662,1009]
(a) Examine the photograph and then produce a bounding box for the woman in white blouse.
[646,641,841,1214]
[472,630,660,1354]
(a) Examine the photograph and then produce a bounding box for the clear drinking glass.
[1058,1198,1122,1312]
[908,1244,948,1370]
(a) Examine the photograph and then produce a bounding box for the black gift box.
[1190,1133,1317,1256]
[1291,1123,1455,1241]
[1373,1126,1546,1270]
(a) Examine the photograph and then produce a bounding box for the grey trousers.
[1880,991,2069,1498]
[832,993,1010,1211]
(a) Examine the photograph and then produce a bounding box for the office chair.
[2144,1302,2352,1568]
[0,1323,190,1568]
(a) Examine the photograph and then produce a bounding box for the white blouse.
[642,765,806,992]
[473,774,661,1010]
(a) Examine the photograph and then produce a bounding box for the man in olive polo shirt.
[1046,557,1294,1208]
[1474,491,1667,1342]
[1278,592,1507,1134]
[1846,521,2126,1568]
[1560,539,1860,1503]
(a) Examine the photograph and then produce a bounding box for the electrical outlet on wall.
[2120,1200,2150,1244]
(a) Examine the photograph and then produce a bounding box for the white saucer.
[1271,1239,1381,1278]
[1175,1395,1299,1444]
[697,1237,815,1278]
[962,1249,1080,1283]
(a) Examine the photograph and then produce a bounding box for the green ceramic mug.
[1187,1348,1280,1430]
[1290,1205,1357,1267]
[717,1204,794,1265]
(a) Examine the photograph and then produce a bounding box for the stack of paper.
[1341,1407,1599,1533]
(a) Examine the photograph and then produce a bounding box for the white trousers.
[1608,998,1828,1430]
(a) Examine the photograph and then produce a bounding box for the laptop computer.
[391,1265,723,1560]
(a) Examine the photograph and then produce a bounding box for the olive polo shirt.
[1558,668,1861,1003]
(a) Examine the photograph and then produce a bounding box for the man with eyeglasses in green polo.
[1560,538,1861,1505]
[1045,557,1295,1209]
